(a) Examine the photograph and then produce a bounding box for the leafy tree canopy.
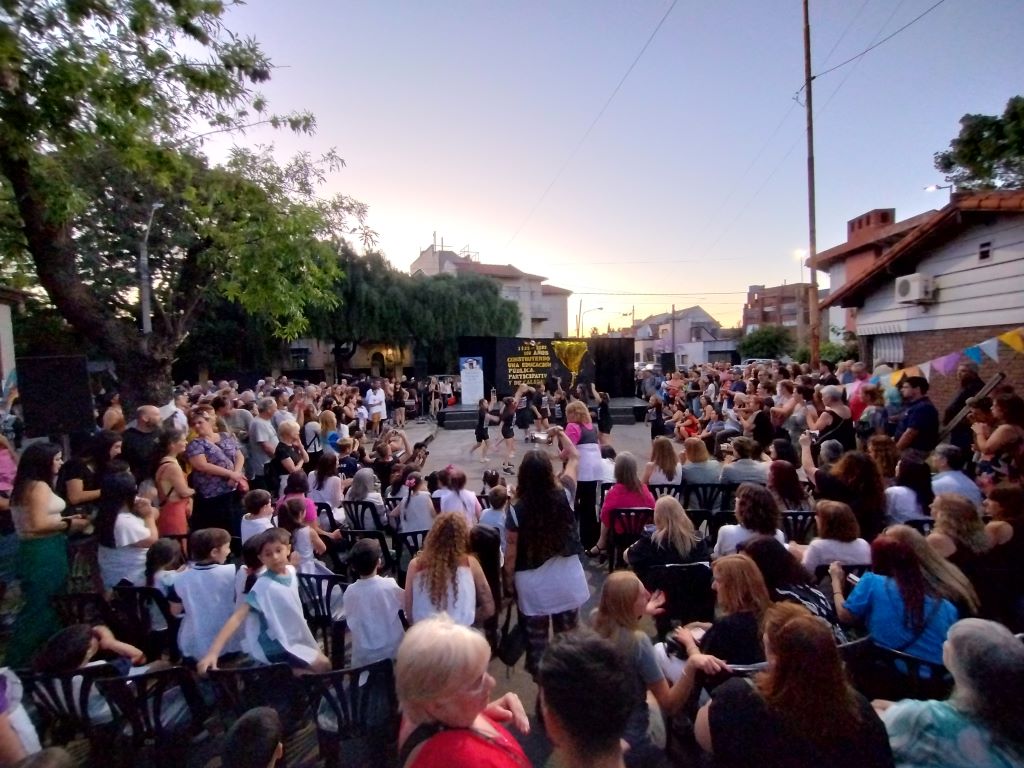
[737,325,794,360]
[934,95,1024,190]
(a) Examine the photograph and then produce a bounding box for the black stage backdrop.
[457,337,634,398]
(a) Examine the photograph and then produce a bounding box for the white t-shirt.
[308,473,344,508]
[885,486,924,524]
[713,525,786,558]
[439,489,480,525]
[801,538,872,573]
[365,388,386,417]
[292,526,317,573]
[344,575,406,667]
[240,515,273,545]
[411,565,475,626]
[399,492,435,532]
[174,563,241,658]
[97,512,150,589]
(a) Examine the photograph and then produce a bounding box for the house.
[632,306,737,368]
[821,190,1024,408]
[410,244,571,338]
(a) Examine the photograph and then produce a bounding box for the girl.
[95,470,159,590]
[496,386,527,475]
[438,466,482,526]
[647,395,665,441]
[144,538,185,632]
[152,429,193,540]
[277,497,326,574]
[307,453,344,510]
[393,472,435,533]
[274,470,317,527]
[591,384,613,446]
[469,394,499,464]
[642,435,683,485]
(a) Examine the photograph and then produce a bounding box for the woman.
[404,512,494,627]
[496,387,526,476]
[185,409,247,533]
[885,524,980,618]
[641,436,683,486]
[791,500,871,573]
[625,495,710,573]
[884,456,934,525]
[99,392,126,432]
[983,483,1024,629]
[308,452,344,509]
[867,435,900,486]
[879,618,1024,768]
[7,444,90,667]
[267,420,308,495]
[695,603,893,768]
[564,399,603,550]
[318,409,343,456]
[854,384,888,448]
[395,615,530,768]
[973,392,1024,486]
[780,384,818,448]
[807,384,855,452]
[830,534,959,664]
[767,459,810,512]
[60,429,123,516]
[803,442,887,542]
[588,452,655,559]
[927,493,989,574]
[502,429,588,676]
[300,404,322,471]
[591,384,613,446]
[152,429,193,539]
[345,467,388,529]
[95,469,159,590]
[713,482,786,558]
[679,436,722,484]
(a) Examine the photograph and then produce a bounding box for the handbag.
[496,601,526,667]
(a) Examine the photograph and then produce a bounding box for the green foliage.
[737,325,794,360]
[934,96,1024,190]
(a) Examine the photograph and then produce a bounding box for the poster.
[459,356,485,405]
[496,339,595,393]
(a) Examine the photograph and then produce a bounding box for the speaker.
[16,356,95,437]
[660,352,676,374]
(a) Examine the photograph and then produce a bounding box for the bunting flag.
[964,346,984,365]
[890,370,905,386]
[918,361,931,380]
[931,352,961,376]
[999,328,1024,354]
[978,338,1000,362]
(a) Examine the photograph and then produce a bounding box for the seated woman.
[791,500,871,573]
[95,468,159,590]
[713,482,786,558]
[802,442,886,542]
[884,456,934,525]
[926,493,990,586]
[642,436,683,487]
[878,618,1024,768]
[695,603,893,768]
[983,483,1024,630]
[344,467,388,529]
[767,459,810,512]
[830,534,959,665]
[625,495,710,573]
[395,615,530,768]
[679,437,722,485]
[587,452,655,559]
[885,524,980,619]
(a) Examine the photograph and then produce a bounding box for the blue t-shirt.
[843,572,957,664]
[895,398,939,452]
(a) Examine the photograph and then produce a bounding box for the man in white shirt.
[365,379,386,438]
[930,444,982,506]
[249,398,280,490]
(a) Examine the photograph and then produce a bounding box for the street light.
[139,202,163,336]
[577,306,603,338]
[924,184,953,192]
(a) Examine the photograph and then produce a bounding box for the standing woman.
[496,391,519,476]
[152,429,193,540]
[590,383,614,446]
[469,393,499,464]
[185,410,248,533]
[7,444,90,667]
[973,393,1024,487]
[564,400,603,551]
[61,429,123,516]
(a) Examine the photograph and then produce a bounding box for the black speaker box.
[16,356,95,437]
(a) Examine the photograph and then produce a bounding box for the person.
[222,707,283,768]
[438,467,482,526]
[404,512,494,627]
[884,524,981,619]
[343,538,405,667]
[564,399,603,549]
[277,497,326,574]
[806,385,856,452]
[143,538,184,634]
[248,398,279,491]
[647,395,666,441]
[0,667,42,763]
[884,456,935,525]
[695,603,894,768]
[854,384,890,447]
[678,436,722,484]
[973,392,1024,487]
[365,379,386,438]
[345,467,388,529]
[624,495,709,573]
[592,385,614,447]
[778,384,817,447]
[926,493,990,572]
[942,361,984,453]
[307,452,344,509]
[395,615,530,768]
[830,534,959,664]
[588,452,655,559]
[983,483,1024,630]
[274,470,317,527]
[186,410,247,533]
[641,436,683,485]
[300,404,322,471]
[878,618,1024,768]
[152,429,193,539]
[895,376,940,454]
[240,489,274,545]
[791,500,871,573]
[867,434,900,486]
[469,394,499,464]
[496,389,521,475]
[394,472,435,532]
[929,444,982,506]
[60,429,122,516]
[719,436,769,485]
[767,459,810,512]
[538,632,636,768]
[95,469,159,590]
[803,442,887,542]
[713,482,786,558]
[503,429,588,676]
[266,420,308,496]
[120,405,163,484]
[6,444,90,667]
[172,527,242,661]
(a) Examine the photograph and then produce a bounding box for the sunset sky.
[207,0,1024,332]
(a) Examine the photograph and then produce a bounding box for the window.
[289,348,310,369]
[677,353,688,367]
[979,241,992,260]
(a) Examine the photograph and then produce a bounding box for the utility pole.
[802,0,821,367]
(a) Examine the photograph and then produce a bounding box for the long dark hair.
[742,535,813,589]
[150,428,185,481]
[895,456,935,511]
[96,469,139,548]
[87,429,123,474]
[768,460,806,510]
[11,442,62,507]
[313,452,338,491]
[514,450,573,565]
[145,539,183,587]
[872,536,931,633]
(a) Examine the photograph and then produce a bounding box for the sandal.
[585,545,607,559]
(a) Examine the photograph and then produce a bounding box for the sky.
[206,0,1024,333]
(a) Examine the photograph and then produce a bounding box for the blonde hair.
[278,420,299,440]
[592,572,645,653]
[318,410,337,434]
[932,493,989,556]
[416,513,470,610]
[565,400,590,424]
[713,554,771,617]
[395,614,490,724]
[683,437,710,463]
[885,524,980,615]
[650,436,678,479]
[652,496,699,557]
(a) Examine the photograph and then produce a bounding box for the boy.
[197,528,330,674]
[336,438,360,481]
[222,707,283,768]
[240,489,274,544]
[479,485,509,561]
[342,539,405,667]
[171,528,242,661]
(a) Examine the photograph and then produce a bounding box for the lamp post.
[139,202,163,336]
[924,184,954,199]
[577,306,603,338]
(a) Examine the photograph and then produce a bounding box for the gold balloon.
[552,340,589,389]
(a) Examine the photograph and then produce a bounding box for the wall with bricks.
[902,324,1024,415]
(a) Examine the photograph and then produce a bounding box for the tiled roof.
[541,284,572,295]
[456,261,547,281]
[812,210,937,269]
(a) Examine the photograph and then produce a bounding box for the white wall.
[0,303,14,394]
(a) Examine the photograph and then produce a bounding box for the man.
[943,362,984,452]
[846,362,872,421]
[269,388,295,430]
[930,444,982,505]
[895,376,940,454]
[120,405,162,483]
[248,397,279,490]
[365,379,386,438]
[168,386,189,432]
[818,360,840,387]
[720,436,770,485]
[538,631,636,768]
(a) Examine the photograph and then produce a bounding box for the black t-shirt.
[120,427,160,482]
[371,457,398,489]
[626,532,710,574]
[338,455,360,479]
[701,612,764,668]
[708,678,894,768]
[268,443,301,483]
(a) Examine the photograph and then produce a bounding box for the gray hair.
[256,396,276,415]
[933,443,965,471]
[348,468,377,501]
[820,385,843,403]
[613,452,642,492]
[819,439,844,465]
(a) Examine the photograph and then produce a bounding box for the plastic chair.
[112,585,182,662]
[384,496,403,513]
[342,500,387,531]
[396,529,429,587]
[647,484,684,500]
[51,592,118,629]
[905,517,935,536]
[207,663,307,735]
[781,510,816,544]
[608,507,653,572]
[297,573,350,669]
[300,660,399,768]
[599,481,615,508]
[339,530,397,577]
[95,665,212,768]
[684,482,737,517]
[848,642,953,701]
[641,562,715,638]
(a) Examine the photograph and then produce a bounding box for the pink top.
[276,494,317,525]
[600,484,656,528]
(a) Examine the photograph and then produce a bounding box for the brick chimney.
[846,208,895,245]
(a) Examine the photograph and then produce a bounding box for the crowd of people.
[0,358,1022,767]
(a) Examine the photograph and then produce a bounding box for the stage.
[437,397,648,431]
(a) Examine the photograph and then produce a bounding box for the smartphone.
[807,430,820,439]
[846,573,860,585]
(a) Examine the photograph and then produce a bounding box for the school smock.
[244,565,321,666]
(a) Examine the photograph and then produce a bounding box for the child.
[336,438,360,481]
[277,498,326,574]
[438,467,481,526]
[392,473,434,533]
[647,395,665,441]
[469,394,499,464]
[479,485,509,561]
[197,528,330,675]
[171,528,242,661]
[240,489,274,545]
[274,471,316,526]
[481,468,505,495]
[144,538,185,632]
[342,538,405,667]
[235,536,265,603]
[223,707,283,768]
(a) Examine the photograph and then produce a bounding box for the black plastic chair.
[300,660,399,768]
[315,502,338,530]
[905,517,935,536]
[297,573,350,669]
[647,483,683,500]
[51,592,118,629]
[608,507,653,572]
[781,510,816,544]
[396,529,429,587]
[599,481,615,508]
[641,562,715,638]
[384,496,404,513]
[342,500,387,531]
[684,482,736,517]
[23,662,121,767]
[339,530,397,577]
[848,642,953,701]
[112,585,182,663]
[207,663,307,735]
[95,665,212,768]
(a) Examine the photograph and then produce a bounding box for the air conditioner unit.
[894,273,936,304]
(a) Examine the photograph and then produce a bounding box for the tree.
[934,96,1024,190]
[0,0,373,406]
[737,326,794,360]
